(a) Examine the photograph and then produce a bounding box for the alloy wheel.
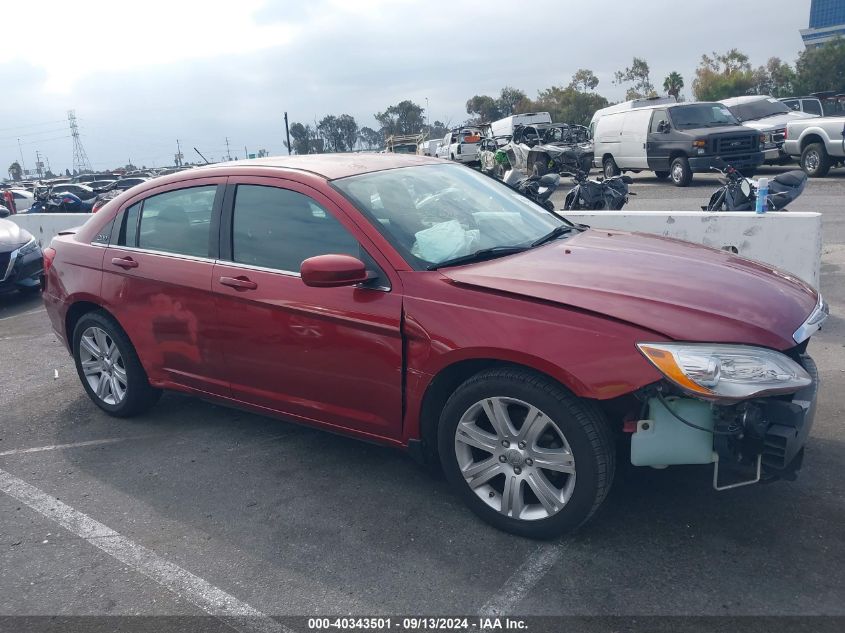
[78,326,128,405]
[672,162,685,183]
[805,150,820,172]
[453,397,576,521]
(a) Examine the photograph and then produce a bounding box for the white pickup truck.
[783,117,845,177]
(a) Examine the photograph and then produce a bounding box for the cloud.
[1,0,813,173]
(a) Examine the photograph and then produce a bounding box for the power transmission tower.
[225,137,232,161]
[67,110,92,174]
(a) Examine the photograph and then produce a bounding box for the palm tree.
[663,72,684,99]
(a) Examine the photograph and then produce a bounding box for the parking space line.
[478,543,562,616]
[0,438,131,456]
[0,307,46,321]
[0,467,291,633]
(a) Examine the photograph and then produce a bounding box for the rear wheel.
[670,156,693,187]
[72,311,161,417]
[438,367,615,539]
[801,143,831,178]
[603,157,620,179]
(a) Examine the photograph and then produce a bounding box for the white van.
[490,112,551,139]
[592,102,765,186]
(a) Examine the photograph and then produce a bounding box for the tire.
[437,367,615,539]
[72,311,161,417]
[669,156,693,187]
[801,143,831,178]
[602,157,620,179]
[654,170,670,180]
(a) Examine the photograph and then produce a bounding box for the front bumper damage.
[629,353,819,490]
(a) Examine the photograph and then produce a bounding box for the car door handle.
[111,257,138,269]
[218,275,258,290]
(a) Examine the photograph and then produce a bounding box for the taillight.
[43,247,56,273]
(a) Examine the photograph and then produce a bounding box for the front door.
[212,177,404,440]
[646,109,671,172]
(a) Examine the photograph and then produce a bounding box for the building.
[801,0,845,47]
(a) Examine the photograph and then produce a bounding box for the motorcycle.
[562,169,633,210]
[28,187,94,213]
[502,170,560,211]
[703,160,807,211]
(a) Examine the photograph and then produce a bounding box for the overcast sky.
[1,0,813,174]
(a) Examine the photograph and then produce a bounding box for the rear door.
[619,109,652,168]
[212,176,404,440]
[102,178,228,394]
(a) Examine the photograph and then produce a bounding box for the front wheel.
[72,311,161,417]
[438,368,615,539]
[670,156,693,187]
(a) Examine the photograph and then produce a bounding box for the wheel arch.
[799,133,825,153]
[668,149,688,161]
[65,300,110,344]
[415,357,592,464]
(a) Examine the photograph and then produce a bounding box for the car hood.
[440,230,817,350]
[740,111,815,131]
[0,218,31,249]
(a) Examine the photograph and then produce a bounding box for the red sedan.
[42,154,826,538]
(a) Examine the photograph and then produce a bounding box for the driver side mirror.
[657,120,670,133]
[301,254,369,288]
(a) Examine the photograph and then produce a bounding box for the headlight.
[637,342,811,401]
[793,294,829,344]
[18,237,39,256]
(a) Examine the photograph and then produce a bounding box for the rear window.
[803,99,823,116]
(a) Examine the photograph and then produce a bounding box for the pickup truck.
[783,117,845,177]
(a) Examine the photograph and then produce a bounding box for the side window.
[782,99,799,111]
[117,202,141,247]
[803,99,822,116]
[650,110,668,133]
[231,185,360,273]
[137,186,216,257]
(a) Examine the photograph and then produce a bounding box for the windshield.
[727,98,790,122]
[334,164,568,270]
[669,104,739,129]
[543,125,590,144]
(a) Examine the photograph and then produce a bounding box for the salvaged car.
[478,136,512,178]
[503,123,594,176]
[0,218,43,294]
[43,154,826,539]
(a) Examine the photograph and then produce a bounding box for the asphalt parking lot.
[1,167,844,629]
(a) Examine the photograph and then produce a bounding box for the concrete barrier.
[8,213,91,249]
[9,210,823,289]
[563,211,822,289]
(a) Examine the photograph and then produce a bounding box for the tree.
[570,69,599,92]
[8,162,22,181]
[751,58,796,97]
[466,95,501,123]
[794,37,845,95]
[497,86,527,116]
[286,122,322,154]
[317,115,344,152]
[692,49,755,100]
[374,100,426,137]
[663,71,684,99]
[338,114,359,151]
[429,120,449,138]
[358,126,382,150]
[614,57,655,100]
[530,85,609,127]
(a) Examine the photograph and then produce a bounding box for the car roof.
[193,153,443,180]
[720,95,772,106]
